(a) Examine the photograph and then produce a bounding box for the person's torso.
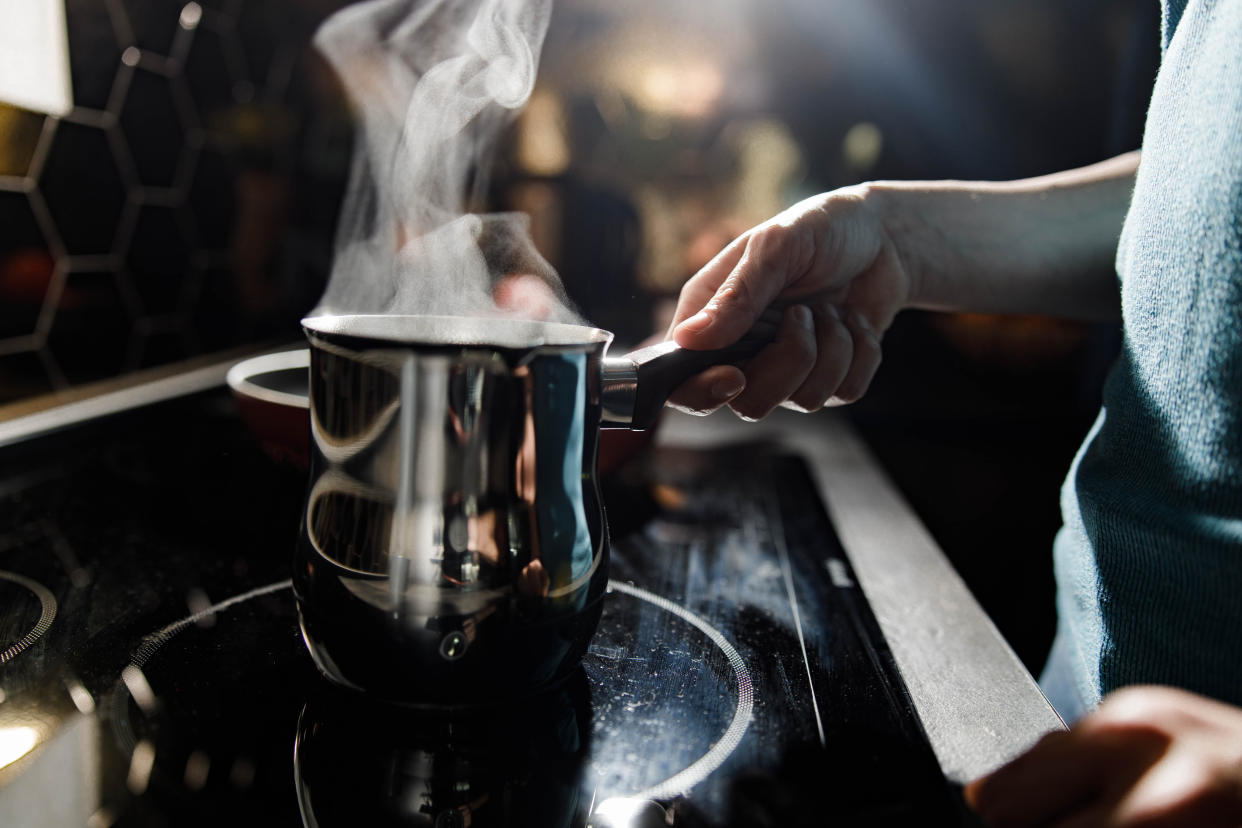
[1056,0,1242,706]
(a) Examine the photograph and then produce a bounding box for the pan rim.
[226,349,311,410]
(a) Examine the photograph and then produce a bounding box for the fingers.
[666,364,747,416]
[780,305,852,412]
[663,193,902,416]
[966,704,1180,828]
[673,222,813,351]
[728,305,817,420]
[667,303,886,420]
[1047,806,1115,828]
[775,305,884,412]
[829,309,884,405]
[966,730,1107,828]
[669,235,748,335]
[967,688,1242,828]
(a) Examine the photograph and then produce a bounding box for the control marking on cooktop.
[762,482,827,748]
[606,579,754,800]
[0,569,58,664]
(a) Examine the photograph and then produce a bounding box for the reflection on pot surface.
[294,316,611,706]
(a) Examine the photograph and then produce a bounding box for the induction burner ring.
[0,569,57,664]
[606,581,754,801]
[129,579,294,669]
[109,576,755,804]
[111,579,294,753]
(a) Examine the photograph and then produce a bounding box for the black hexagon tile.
[2,0,352,406]
[46,270,133,384]
[183,24,240,126]
[118,67,188,189]
[189,264,238,351]
[187,148,235,249]
[195,0,242,11]
[118,0,183,56]
[64,0,126,111]
[39,122,128,255]
[0,192,55,341]
[124,204,192,315]
[237,1,287,90]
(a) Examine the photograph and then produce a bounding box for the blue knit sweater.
[1054,0,1242,708]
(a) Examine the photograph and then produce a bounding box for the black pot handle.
[601,309,782,430]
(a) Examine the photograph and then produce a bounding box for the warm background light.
[842,122,884,173]
[516,88,572,176]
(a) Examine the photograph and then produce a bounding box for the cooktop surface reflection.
[0,389,970,826]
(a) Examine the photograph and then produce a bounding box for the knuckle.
[815,315,853,365]
[860,341,883,372]
[750,221,813,271]
[829,318,854,350]
[784,328,817,362]
[750,222,794,258]
[848,315,883,359]
[1096,686,1178,725]
[715,275,759,314]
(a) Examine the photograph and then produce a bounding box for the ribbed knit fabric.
[1053,0,1242,709]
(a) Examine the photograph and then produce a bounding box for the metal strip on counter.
[0,360,237,448]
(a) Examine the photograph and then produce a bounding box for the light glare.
[0,725,39,770]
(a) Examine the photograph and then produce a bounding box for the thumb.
[673,229,796,350]
[672,286,758,351]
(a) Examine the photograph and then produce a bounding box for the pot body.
[294,315,611,706]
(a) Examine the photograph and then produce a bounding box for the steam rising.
[313,0,580,323]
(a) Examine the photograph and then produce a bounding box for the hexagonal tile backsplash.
[0,0,350,404]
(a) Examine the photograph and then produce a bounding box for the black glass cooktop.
[0,386,973,826]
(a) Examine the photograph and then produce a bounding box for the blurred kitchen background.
[0,0,1159,674]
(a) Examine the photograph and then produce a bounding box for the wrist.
[857,181,942,311]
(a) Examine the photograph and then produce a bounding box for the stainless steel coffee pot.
[294,313,769,705]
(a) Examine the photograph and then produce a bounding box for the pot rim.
[302,313,613,350]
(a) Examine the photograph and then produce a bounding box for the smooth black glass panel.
[0,389,970,826]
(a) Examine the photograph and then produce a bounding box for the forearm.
[866,151,1139,321]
